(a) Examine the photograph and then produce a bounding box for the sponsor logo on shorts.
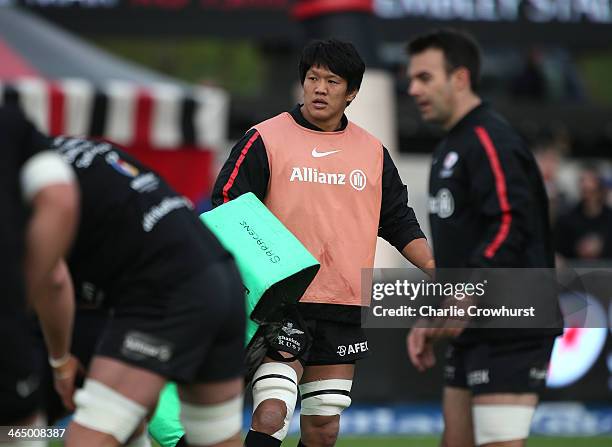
[121,331,173,362]
[467,369,490,386]
[337,341,369,357]
[529,367,548,381]
[444,365,455,380]
[281,322,304,336]
[274,320,305,354]
[276,335,302,353]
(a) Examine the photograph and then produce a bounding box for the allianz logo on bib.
[289,167,367,191]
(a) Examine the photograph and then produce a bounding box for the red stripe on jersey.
[222,130,260,203]
[474,126,512,259]
[48,83,65,136]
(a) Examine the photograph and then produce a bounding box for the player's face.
[408,48,457,128]
[301,64,357,132]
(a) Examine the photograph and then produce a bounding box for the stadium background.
[2,0,611,444]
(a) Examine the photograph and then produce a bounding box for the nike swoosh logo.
[312,148,342,158]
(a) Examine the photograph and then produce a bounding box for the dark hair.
[299,39,366,94]
[407,29,482,90]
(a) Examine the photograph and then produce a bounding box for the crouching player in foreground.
[49,136,245,447]
[0,104,78,444]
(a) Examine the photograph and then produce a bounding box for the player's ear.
[453,67,471,91]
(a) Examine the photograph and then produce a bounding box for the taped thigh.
[299,379,352,416]
[180,395,243,446]
[472,404,535,446]
[73,379,148,444]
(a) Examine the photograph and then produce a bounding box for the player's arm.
[30,260,80,410]
[378,147,434,273]
[465,127,531,267]
[20,133,80,408]
[22,155,79,294]
[211,128,270,206]
[401,240,435,274]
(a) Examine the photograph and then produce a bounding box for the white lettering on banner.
[374,0,612,23]
[25,0,119,7]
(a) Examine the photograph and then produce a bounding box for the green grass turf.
[52,435,612,446]
[278,436,612,446]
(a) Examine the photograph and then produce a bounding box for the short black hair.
[299,39,366,94]
[407,29,482,90]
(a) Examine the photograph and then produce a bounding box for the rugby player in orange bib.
[213,39,435,447]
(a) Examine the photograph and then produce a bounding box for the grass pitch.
[52,434,612,446]
[280,436,612,446]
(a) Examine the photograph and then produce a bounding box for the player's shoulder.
[0,104,30,135]
[346,120,384,152]
[0,103,23,120]
[470,108,526,155]
[347,119,377,138]
[253,111,292,132]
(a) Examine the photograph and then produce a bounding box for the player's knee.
[301,415,340,447]
[251,399,288,434]
[251,362,298,440]
[179,394,243,446]
[441,434,473,447]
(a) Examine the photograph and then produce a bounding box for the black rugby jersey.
[51,137,229,307]
[428,103,561,342]
[1,105,52,308]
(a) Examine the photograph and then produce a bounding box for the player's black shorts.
[267,315,370,365]
[0,313,43,423]
[96,257,245,383]
[444,337,556,395]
